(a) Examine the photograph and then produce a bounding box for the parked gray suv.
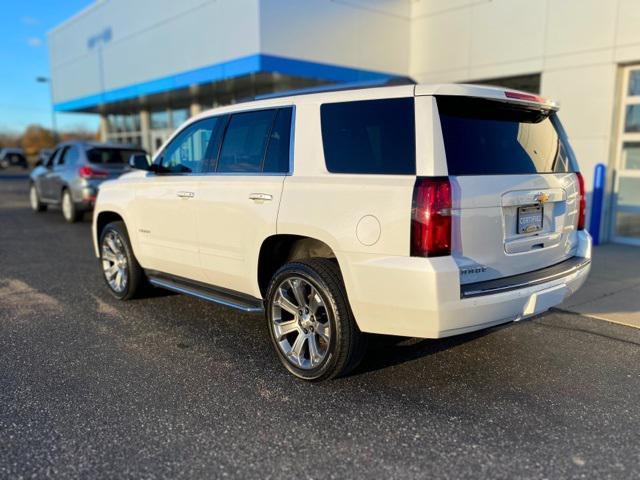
[29,141,145,222]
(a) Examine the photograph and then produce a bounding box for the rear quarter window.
[320,98,416,175]
[437,96,576,176]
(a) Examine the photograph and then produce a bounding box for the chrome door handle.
[249,193,273,201]
[177,191,195,199]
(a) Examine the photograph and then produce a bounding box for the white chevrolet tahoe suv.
[93,83,591,381]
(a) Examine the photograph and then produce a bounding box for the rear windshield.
[437,96,576,176]
[320,98,416,175]
[87,148,144,165]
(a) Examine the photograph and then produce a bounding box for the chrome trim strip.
[461,257,591,299]
[149,278,264,313]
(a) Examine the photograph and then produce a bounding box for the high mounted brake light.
[411,177,452,257]
[504,91,546,104]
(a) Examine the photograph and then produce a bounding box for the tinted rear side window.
[263,108,293,173]
[217,109,276,173]
[437,96,575,175]
[321,98,416,175]
[88,148,145,165]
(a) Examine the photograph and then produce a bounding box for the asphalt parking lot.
[1,171,639,479]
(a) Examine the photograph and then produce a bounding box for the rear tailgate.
[435,95,582,285]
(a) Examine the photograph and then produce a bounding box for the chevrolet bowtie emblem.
[535,192,550,204]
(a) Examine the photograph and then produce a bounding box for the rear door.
[196,107,292,297]
[435,96,581,284]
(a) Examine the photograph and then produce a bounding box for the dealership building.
[49,0,640,245]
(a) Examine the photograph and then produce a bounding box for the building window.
[106,113,143,147]
[171,108,190,129]
[151,110,170,130]
[612,66,640,244]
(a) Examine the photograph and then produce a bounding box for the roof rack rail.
[252,76,416,102]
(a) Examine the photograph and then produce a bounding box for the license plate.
[517,205,543,234]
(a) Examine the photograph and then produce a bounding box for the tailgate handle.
[177,191,195,199]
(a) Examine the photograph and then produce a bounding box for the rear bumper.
[341,230,592,339]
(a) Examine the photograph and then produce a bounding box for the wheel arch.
[93,210,128,258]
[96,211,125,241]
[257,234,340,298]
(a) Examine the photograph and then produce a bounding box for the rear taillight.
[576,172,586,230]
[411,177,452,257]
[78,165,108,179]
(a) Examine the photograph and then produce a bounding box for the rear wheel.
[266,258,366,381]
[99,221,144,300]
[61,189,81,223]
[29,184,46,212]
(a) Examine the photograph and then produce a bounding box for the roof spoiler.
[252,76,416,102]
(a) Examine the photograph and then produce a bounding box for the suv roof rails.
[252,76,416,102]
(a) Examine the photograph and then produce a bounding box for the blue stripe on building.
[54,54,397,112]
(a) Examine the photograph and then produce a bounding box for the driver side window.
[159,117,218,174]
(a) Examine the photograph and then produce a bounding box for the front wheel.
[29,184,46,212]
[266,258,367,381]
[99,221,144,300]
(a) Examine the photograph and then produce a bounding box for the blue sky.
[0,0,99,133]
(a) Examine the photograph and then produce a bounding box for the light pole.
[36,76,58,141]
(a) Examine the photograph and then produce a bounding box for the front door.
[612,65,640,245]
[37,147,62,201]
[132,117,218,281]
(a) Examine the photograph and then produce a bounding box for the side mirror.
[129,153,152,171]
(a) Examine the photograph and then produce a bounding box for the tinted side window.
[217,109,276,173]
[55,147,69,166]
[45,149,60,167]
[263,108,293,173]
[62,146,80,166]
[160,117,217,174]
[320,98,416,175]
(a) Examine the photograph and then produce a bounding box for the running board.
[146,272,264,314]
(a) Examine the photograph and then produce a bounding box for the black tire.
[266,258,367,381]
[29,183,47,212]
[61,189,82,223]
[99,221,144,300]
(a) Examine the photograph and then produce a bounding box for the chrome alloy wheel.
[101,231,129,293]
[271,277,332,370]
[62,191,73,221]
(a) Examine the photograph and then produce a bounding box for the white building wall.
[410,0,640,230]
[259,0,410,76]
[48,0,261,105]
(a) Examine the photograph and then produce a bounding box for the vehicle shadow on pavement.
[352,325,504,376]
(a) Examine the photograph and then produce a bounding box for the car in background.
[29,141,146,222]
[0,148,28,169]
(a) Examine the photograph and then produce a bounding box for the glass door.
[612,66,640,245]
